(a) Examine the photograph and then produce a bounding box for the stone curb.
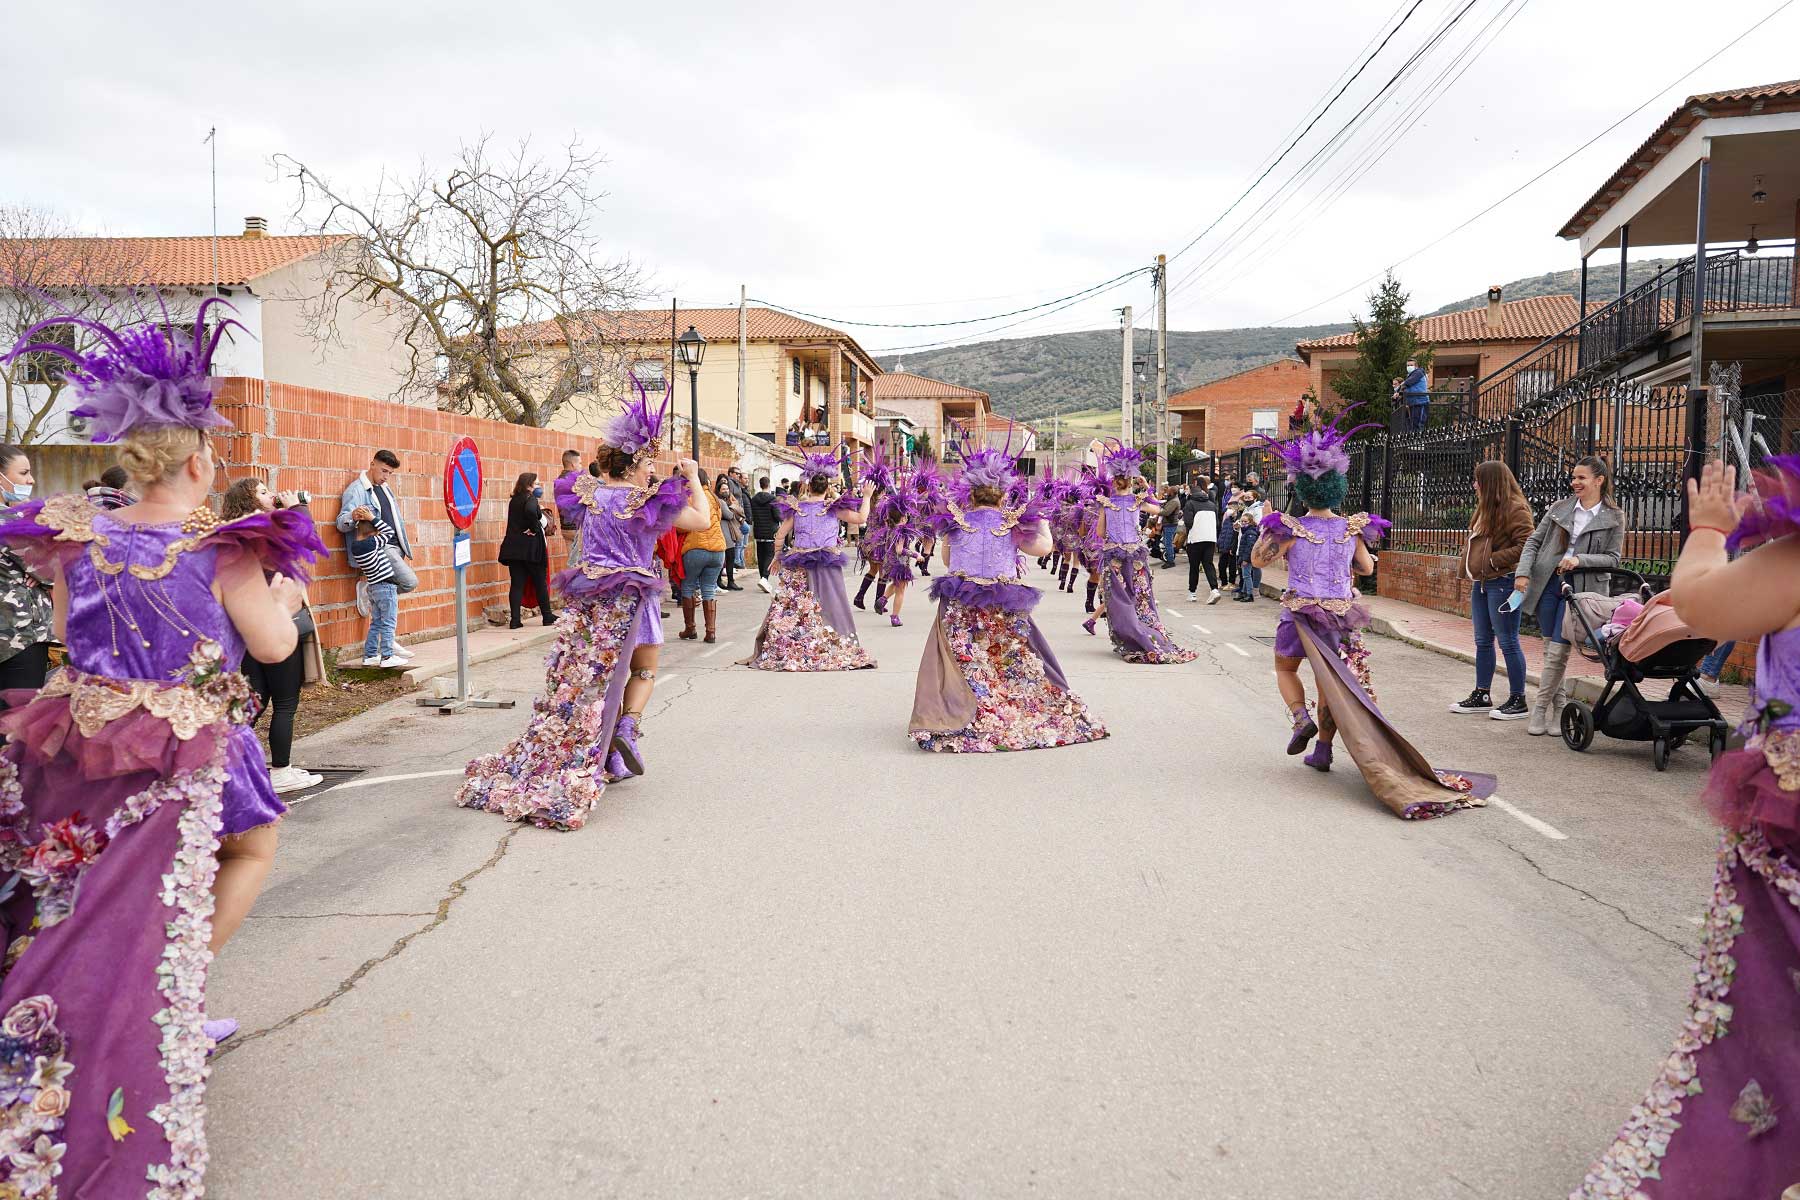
[402,624,561,687]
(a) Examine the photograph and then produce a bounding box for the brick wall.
[213,378,740,656]
[1168,359,1309,452]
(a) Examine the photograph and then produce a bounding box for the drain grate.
[285,767,364,803]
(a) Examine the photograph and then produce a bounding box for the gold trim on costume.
[39,667,244,741]
[1280,593,1360,615]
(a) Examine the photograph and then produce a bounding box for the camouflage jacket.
[0,545,52,663]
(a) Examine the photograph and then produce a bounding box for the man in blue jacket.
[338,449,417,656]
[1398,358,1429,430]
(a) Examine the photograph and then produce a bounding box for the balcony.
[841,405,875,446]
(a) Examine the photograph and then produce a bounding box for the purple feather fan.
[1244,403,1382,481]
[1097,438,1147,480]
[601,377,673,464]
[1727,455,1800,553]
[800,447,846,482]
[4,296,245,443]
[858,442,894,493]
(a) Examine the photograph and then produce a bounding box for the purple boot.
[611,713,645,778]
[1082,617,1097,636]
[1303,740,1333,772]
[890,614,903,628]
[1286,707,1318,756]
[874,581,889,614]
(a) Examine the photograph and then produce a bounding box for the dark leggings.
[243,647,304,769]
[722,545,737,588]
[1219,549,1237,585]
[756,539,776,578]
[1185,542,1218,593]
[507,561,554,625]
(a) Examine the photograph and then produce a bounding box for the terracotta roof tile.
[1559,78,1800,240]
[505,307,883,376]
[0,235,349,287]
[1296,295,1582,355]
[869,371,988,401]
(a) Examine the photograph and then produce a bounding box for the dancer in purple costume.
[458,383,712,831]
[910,444,1106,752]
[1081,440,1196,663]
[1247,410,1492,819]
[0,298,325,1198]
[851,444,926,626]
[744,449,877,671]
[1571,459,1800,1197]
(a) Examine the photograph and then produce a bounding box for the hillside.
[893,259,1687,424]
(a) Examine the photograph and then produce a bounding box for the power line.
[868,271,1153,355]
[749,267,1150,331]
[1268,0,1798,325]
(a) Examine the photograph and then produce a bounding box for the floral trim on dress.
[38,640,253,741]
[1571,828,1798,1198]
[744,564,874,672]
[1102,557,1198,665]
[456,593,639,831]
[913,602,1107,753]
[17,815,107,928]
[0,994,72,1199]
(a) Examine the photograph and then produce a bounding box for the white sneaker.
[388,644,415,659]
[1696,675,1721,697]
[757,577,774,594]
[379,656,408,668]
[1188,592,1197,602]
[355,579,371,618]
[1208,589,1221,605]
[269,766,324,794]
[360,655,385,668]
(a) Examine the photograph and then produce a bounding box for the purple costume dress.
[744,495,876,672]
[1573,463,1800,1196]
[910,502,1107,752]
[1094,489,1196,664]
[0,493,324,1199]
[1261,510,1495,819]
[457,474,688,831]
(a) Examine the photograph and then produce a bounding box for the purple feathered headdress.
[858,441,894,493]
[946,418,1025,504]
[1097,438,1146,481]
[1245,404,1381,481]
[800,444,849,483]
[3,295,243,443]
[601,378,672,466]
[1726,455,1800,554]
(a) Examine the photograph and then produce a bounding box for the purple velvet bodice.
[792,502,843,551]
[1284,515,1358,601]
[947,507,1022,579]
[68,514,246,681]
[577,485,668,573]
[1756,626,1800,733]
[1099,493,1142,545]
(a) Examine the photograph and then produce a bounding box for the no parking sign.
[443,436,483,530]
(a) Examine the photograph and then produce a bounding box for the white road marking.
[1488,796,1568,840]
[658,673,680,687]
[700,642,734,658]
[1191,624,1212,635]
[322,768,466,793]
[1224,642,1251,658]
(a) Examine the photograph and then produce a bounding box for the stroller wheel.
[1709,726,1729,761]
[1561,700,1596,752]
[1652,736,1671,772]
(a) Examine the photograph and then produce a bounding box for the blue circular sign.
[444,437,483,529]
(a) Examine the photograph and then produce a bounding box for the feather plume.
[1244,403,1381,481]
[600,377,672,465]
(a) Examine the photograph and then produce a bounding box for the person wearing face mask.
[0,445,52,699]
[499,471,557,629]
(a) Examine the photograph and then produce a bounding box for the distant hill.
[893,259,1688,424]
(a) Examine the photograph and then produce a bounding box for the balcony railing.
[1473,246,1796,421]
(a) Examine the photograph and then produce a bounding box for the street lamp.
[676,324,706,463]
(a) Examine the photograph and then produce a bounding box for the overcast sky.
[7,0,1796,355]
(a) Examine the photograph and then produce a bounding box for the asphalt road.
[204,559,1722,1199]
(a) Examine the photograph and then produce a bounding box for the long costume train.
[745,490,875,672]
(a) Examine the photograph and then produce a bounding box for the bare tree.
[0,207,147,445]
[275,137,644,427]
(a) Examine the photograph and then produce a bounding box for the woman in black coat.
[499,471,556,629]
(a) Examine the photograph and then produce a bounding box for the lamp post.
[676,325,706,464]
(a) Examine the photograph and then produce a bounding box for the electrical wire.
[1268,0,1799,324]
[748,266,1149,331]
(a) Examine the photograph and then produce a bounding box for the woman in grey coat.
[1512,455,1626,735]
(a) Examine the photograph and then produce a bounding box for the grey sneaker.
[1696,675,1721,697]
[1490,695,1530,721]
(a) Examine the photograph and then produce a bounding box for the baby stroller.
[1558,569,1731,771]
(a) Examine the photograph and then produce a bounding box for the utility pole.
[204,127,219,296]
[737,285,749,432]
[1155,253,1168,488]
[1119,305,1133,443]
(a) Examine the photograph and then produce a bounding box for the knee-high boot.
[1529,642,1570,736]
[1084,579,1097,613]
[1057,559,1070,589]
[873,579,889,614]
[679,595,698,640]
[854,574,873,609]
[703,600,718,644]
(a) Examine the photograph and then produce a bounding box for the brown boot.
[703,599,718,644]
[679,595,698,640]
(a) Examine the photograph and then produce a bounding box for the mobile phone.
[1500,589,1524,613]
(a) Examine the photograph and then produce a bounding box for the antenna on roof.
[203,126,219,296]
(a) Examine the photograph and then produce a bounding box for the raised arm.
[671,459,712,534]
[1672,462,1800,641]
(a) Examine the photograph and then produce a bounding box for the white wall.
[254,255,430,406]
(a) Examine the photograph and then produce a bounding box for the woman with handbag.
[222,478,325,794]
[500,471,557,629]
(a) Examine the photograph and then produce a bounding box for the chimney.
[242,216,268,239]
[1485,285,1503,332]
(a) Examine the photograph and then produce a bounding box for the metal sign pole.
[417,439,514,716]
[454,531,470,701]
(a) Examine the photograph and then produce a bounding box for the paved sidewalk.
[1254,564,1752,723]
[389,620,562,687]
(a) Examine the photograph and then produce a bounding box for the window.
[1515,368,1556,404]
[19,323,74,385]
[792,359,802,396]
[1251,409,1279,436]
[630,359,665,390]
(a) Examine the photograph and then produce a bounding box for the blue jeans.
[1699,640,1736,679]
[1471,577,1526,698]
[363,581,398,659]
[681,548,725,600]
[1236,529,1261,596]
[1534,582,1570,646]
[1407,401,1428,431]
[735,522,749,568]
[1161,524,1177,564]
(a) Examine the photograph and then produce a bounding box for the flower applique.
[1729,1078,1777,1138]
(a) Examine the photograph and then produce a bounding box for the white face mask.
[1,479,30,501]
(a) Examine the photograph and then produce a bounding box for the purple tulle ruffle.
[929,574,1042,612]
[1258,512,1289,538]
[210,507,329,583]
[626,476,692,531]
[0,499,63,574]
[782,546,844,571]
[0,689,227,780]
[1283,597,1373,633]
[1702,744,1800,857]
[1101,541,1150,565]
[552,566,666,602]
[827,492,863,517]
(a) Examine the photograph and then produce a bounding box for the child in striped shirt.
[350,515,404,667]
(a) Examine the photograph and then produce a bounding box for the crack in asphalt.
[215,826,522,1060]
[1502,841,1695,960]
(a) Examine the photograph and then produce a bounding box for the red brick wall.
[212,378,736,656]
[1168,359,1309,451]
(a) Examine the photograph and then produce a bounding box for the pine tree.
[1329,273,1433,430]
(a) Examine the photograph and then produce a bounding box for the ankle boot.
[1286,706,1318,755]
[679,596,698,640]
[611,714,645,777]
[703,600,718,644]
[1303,740,1334,772]
[1528,642,1571,736]
[854,575,872,609]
